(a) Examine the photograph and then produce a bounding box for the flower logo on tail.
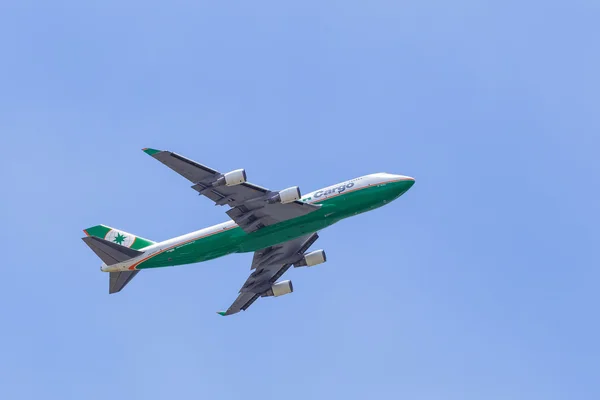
[104,230,135,248]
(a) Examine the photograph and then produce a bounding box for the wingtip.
[216,311,227,316]
[142,148,162,156]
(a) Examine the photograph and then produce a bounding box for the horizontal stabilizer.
[109,270,140,294]
[82,236,143,266]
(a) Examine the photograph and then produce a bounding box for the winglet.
[142,148,162,156]
[216,311,227,317]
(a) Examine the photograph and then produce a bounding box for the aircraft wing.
[143,148,319,232]
[218,233,320,316]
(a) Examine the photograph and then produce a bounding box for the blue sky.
[1,1,598,399]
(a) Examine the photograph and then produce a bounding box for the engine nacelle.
[213,169,247,187]
[224,169,247,186]
[263,280,294,297]
[295,250,327,268]
[268,186,301,204]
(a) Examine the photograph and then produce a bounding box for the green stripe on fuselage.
[136,179,414,270]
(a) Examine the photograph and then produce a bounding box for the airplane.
[82,148,415,316]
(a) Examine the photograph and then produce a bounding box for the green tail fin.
[83,224,155,250]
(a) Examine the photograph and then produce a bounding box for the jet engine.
[213,169,247,187]
[267,186,301,204]
[295,250,327,268]
[263,280,294,297]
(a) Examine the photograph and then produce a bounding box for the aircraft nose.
[393,175,415,195]
[376,173,415,196]
[397,175,415,186]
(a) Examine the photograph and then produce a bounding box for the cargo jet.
[82,148,415,316]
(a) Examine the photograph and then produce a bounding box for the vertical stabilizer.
[83,224,155,250]
[82,225,155,294]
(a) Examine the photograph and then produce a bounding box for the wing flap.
[226,202,319,233]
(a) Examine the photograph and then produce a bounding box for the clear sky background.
[1,1,598,399]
